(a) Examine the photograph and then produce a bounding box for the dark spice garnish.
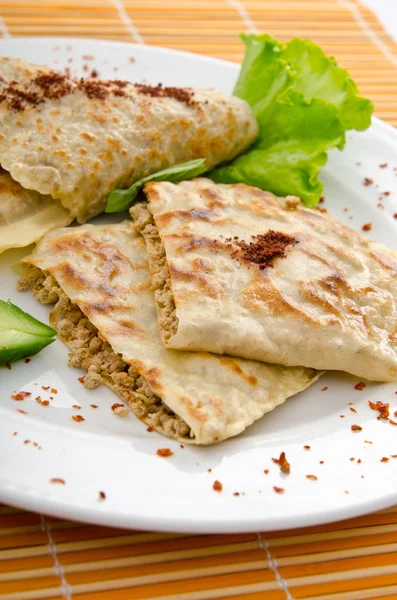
[363,178,373,186]
[272,451,290,474]
[362,223,372,232]
[135,83,197,106]
[230,231,297,270]
[354,382,366,391]
[351,424,362,431]
[11,391,31,401]
[306,475,317,481]
[273,486,285,494]
[50,478,65,484]
[380,163,388,168]
[99,491,106,500]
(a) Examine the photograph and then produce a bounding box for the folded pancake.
[0,169,72,254]
[134,178,397,382]
[18,221,319,444]
[0,57,257,228]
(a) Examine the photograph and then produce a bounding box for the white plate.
[1,38,397,534]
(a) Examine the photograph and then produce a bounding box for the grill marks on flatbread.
[0,57,258,225]
[138,178,397,382]
[19,221,319,444]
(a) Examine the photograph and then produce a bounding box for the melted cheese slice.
[0,170,72,253]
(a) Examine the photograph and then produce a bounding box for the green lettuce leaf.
[210,34,373,206]
[106,158,207,213]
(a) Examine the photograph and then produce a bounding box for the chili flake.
[213,480,222,492]
[146,426,153,432]
[24,358,31,364]
[381,457,389,462]
[42,386,50,391]
[11,391,31,401]
[350,407,357,413]
[72,415,85,422]
[264,469,269,474]
[351,424,362,431]
[389,419,397,426]
[354,382,366,391]
[363,178,373,186]
[380,163,388,168]
[90,404,98,409]
[303,445,311,450]
[231,231,297,270]
[362,223,372,232]
[272,451,290,474]
[273,486,285,494]
[50,478,65,484]
[78,376,85,384]
[6,363,11,370]
[321,387,328,391]
[233,492,240,496]
[306,475,317,481]
[157,448,173,457]
[368,400,389,419]
[36,397,49,406]
[99,491,106,500]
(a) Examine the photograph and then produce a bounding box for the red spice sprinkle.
[129,57,136,63]
[394,214,397,219]
[112,403,124,411]
[11,391,31,401]
[319,196,325,203]
[72,415,85,422]
[229,231,297,270]
[90,404,98,409]
[362,223,372,232]
[36,397,49,406]
[340,415,345,418]
[383,191,391,196]
[319,461,324,464]
[272,451,290,474]
[24,358,31,364]
[351,424,362,431]
[264,469,269,474]
[321,387,328,391]
[78,376,85,384]
[6,363,11,370]
[180,444,184,449]
[394,411,397,417]
[380,163,388,168]
[72,404,81,409]
[363,178,373,186]
[208,468,212,472]
[90,69,99,78]
[317,207,328,213]
[17,409,27,415]
[303,445,311,450]
[368,400,389,419]
[389,419,397,426]
[42,386,50,391]
[358,459,362,464]
[364,440,372,444]
[51,388,57,394]
[99,491,106,500]
[157,448,173,458]
[354,382,366,391]
[345,490,350,494]
[391,455,397,458]
[306,475,318,481]
[350,407,357,413]
[350,457,355,461]
[213,480,223,492]
[146,426,153,432]
[24,440,30,445]
[50,478,65,484]
[233,492,240,496]
[381,457,389,462]
[13,431,17,436]
[273,486,285,494]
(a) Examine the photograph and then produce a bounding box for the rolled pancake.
[134,178,397,382]
[0,57,257,224]
[0,169,72,254]
[18,222,319,444]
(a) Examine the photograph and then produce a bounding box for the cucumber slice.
[0,300,56,365]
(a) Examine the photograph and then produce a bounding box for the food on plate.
[0,169,72,254]
[0,57,257,233]
[210,34,373,207]
[106,159,207,213]
[0,299,56,365]
[18,221,320,444]
[134,177,397,382]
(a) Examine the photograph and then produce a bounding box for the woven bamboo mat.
[1,1,397,599]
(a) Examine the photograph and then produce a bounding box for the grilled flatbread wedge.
[0,57,257,228]
[18,221,319,444]
[134,178,397,382]
[0,169,72,254]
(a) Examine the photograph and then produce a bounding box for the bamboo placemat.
[1,1,397,599]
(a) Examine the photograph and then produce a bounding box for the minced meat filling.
[133,203,178,344]
[18,266,193,440]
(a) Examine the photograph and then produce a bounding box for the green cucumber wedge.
[0,299,56,365]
